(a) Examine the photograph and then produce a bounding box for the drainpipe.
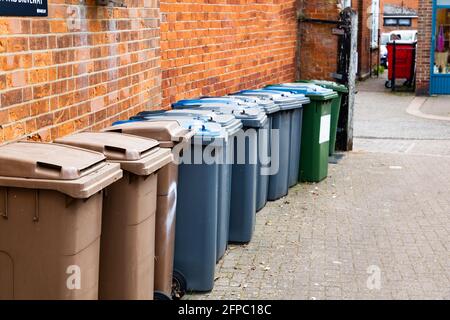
[295,0,303,80]
[357,0,363,79]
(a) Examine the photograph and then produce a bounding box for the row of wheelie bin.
[0,81,347,300]
[0,121,195,300]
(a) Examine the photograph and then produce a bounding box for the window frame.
[398,18,412,26]
[383,17,412,27]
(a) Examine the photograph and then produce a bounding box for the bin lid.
[201,98,260,109]
[105,120,195,148]
[123,116,227,145]
[262,89,311,107]
[237,89,286,100]
[238,89,306,110]
[387,40,417,45]
[228,94,281,114]
[230,108,268,128]
[55,132,173,176]
[297,80,349,93]
[126,116,205,131]
[168,109,238,126]
[173,104,268,128]
[137,110,243,136]
[173,98,260,109]
[173,99,244,108]
[265,84,338,101]
[0,142,122,198]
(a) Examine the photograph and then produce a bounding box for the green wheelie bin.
[296,80,348,156]
[265,84,338,183]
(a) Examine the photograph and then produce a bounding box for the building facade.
[416,0,450,95]
[380,0,419,34]
[160,0,298,107]
[0,0,299,144]
[0,0,163,144]
[3,0,435,145]
[298,0,379,81]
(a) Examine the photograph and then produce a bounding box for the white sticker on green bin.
[319,115,331,144]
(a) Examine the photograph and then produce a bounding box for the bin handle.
[33,190,39,223]
[232,109,246,115]
[36,161,62,173]
[189,124,206,131]
[104,145,127,156]
[181,129,196,140]
[1,188,8,220]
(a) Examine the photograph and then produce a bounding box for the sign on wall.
[370,0,380,48]
[0,0,48,17]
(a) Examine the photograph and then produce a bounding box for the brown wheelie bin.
[0,142,122,300]
[103,120,194,300]
[56,132,173,300]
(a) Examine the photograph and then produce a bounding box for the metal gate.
[335,8,358,152]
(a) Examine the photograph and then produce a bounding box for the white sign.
[370,0,380,48]
[319,115,331,144]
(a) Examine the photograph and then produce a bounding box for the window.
[398,19,412,26]
[380,33,390,45]
[342,0,352,8]
[434,8,450,74]
[384,18,412,27]
[384,18,398,26]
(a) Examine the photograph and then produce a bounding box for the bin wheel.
[154,291,172,300]
[385,80,392,89]
[172,269,187,300]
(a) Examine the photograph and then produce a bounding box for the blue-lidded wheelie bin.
[176,97,277,211]
[133,110,242,262]
[264,84,338,183]
[258,89,310,187]
[231,90,303,199]
[172,100,268,243]
[113,116,226,292]
[224,95,280,211]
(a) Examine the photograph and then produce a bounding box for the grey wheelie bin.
[172,100,268,243]
[259,89,310,187]
[225,95,280,211]
[55,132,173,300]
[134,110,242,261]
[0,142,122,300]
[173,97,273,211]
[173,99,270,213]
[103,120,194,300]
[265,84,338,183]
[233,90,303,199]
[127,114,232,292]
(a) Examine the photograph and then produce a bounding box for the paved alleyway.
[187,77,450,300]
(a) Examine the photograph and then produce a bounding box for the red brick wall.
[416,0,432,95]
[381,0,418,9]
[297,0,340,80]
[160,0,298,107]
[298,0,378,80]
[355,0,378,79]
[0,0,161,144]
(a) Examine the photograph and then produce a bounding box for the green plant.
[373,65,385,75]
